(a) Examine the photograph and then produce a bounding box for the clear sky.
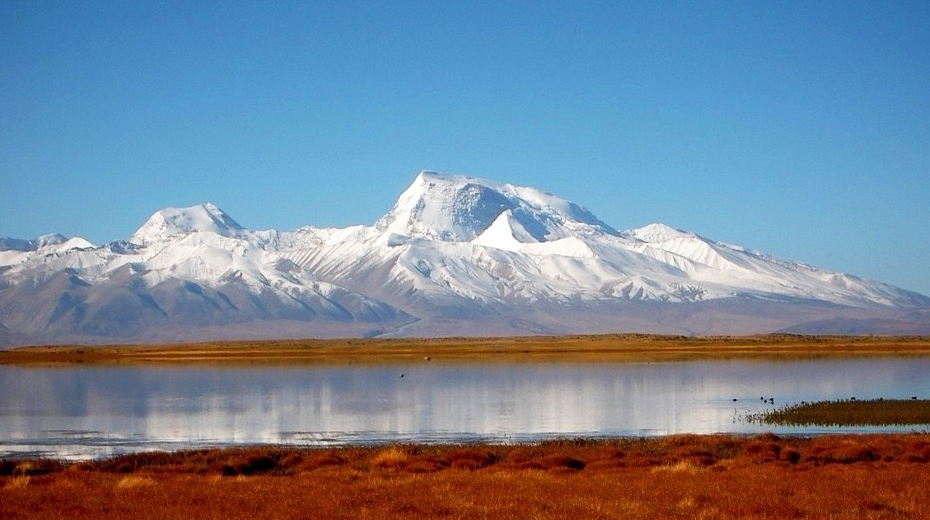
[2,1,929,296]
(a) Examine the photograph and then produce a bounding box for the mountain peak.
[629,223,696,243]
[130,203,244,245]
[0,234,94,253]
[375,170,618,242]
[35,233,69,247]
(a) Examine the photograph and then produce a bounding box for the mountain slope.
[1,171,927,345]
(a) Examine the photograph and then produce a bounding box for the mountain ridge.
[1,170,928,346]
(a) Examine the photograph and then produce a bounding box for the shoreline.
[4,432,928,467]
[3,334,930,365]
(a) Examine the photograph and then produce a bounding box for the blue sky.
[2,1,929,296]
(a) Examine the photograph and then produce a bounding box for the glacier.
[1,170,928,345]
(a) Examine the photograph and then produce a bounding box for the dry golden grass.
[115,475,156,489]
[3,434,930,519]
[3,333,930,365]
[370,446,410,469]
[4,476,30,489]
[651,460,704,474]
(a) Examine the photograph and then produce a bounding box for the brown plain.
[3,435,930,519]
[3,333,930,365]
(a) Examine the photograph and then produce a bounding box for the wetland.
[3,335,930,519]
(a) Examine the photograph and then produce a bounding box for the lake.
[2,357,929,459]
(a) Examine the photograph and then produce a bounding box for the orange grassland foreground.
[3,434,930,520]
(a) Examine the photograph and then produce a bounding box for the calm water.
[2,357,929,459]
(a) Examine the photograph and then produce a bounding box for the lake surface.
[2,357,929,459]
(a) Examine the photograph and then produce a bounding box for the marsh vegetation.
[3,434,930,519]
[750,399,930,427]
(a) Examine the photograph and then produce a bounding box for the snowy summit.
[376,171,617,243]
[130,203,246,245]
[1,170,928,345]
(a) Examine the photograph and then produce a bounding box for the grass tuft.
[298,454,347,472]
[5,476,30,489]
[652,460,702,474]
[371,447,409,469]
[535,455,586,471]
[447,448,498,470]
[116,475,156,489]
[403,456,448,473]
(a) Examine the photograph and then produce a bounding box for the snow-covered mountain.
[2,170,928,345]
[129,202,248,245]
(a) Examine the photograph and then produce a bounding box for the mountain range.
[2,171,928,346]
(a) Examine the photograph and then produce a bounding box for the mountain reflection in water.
[2,358,929,459]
